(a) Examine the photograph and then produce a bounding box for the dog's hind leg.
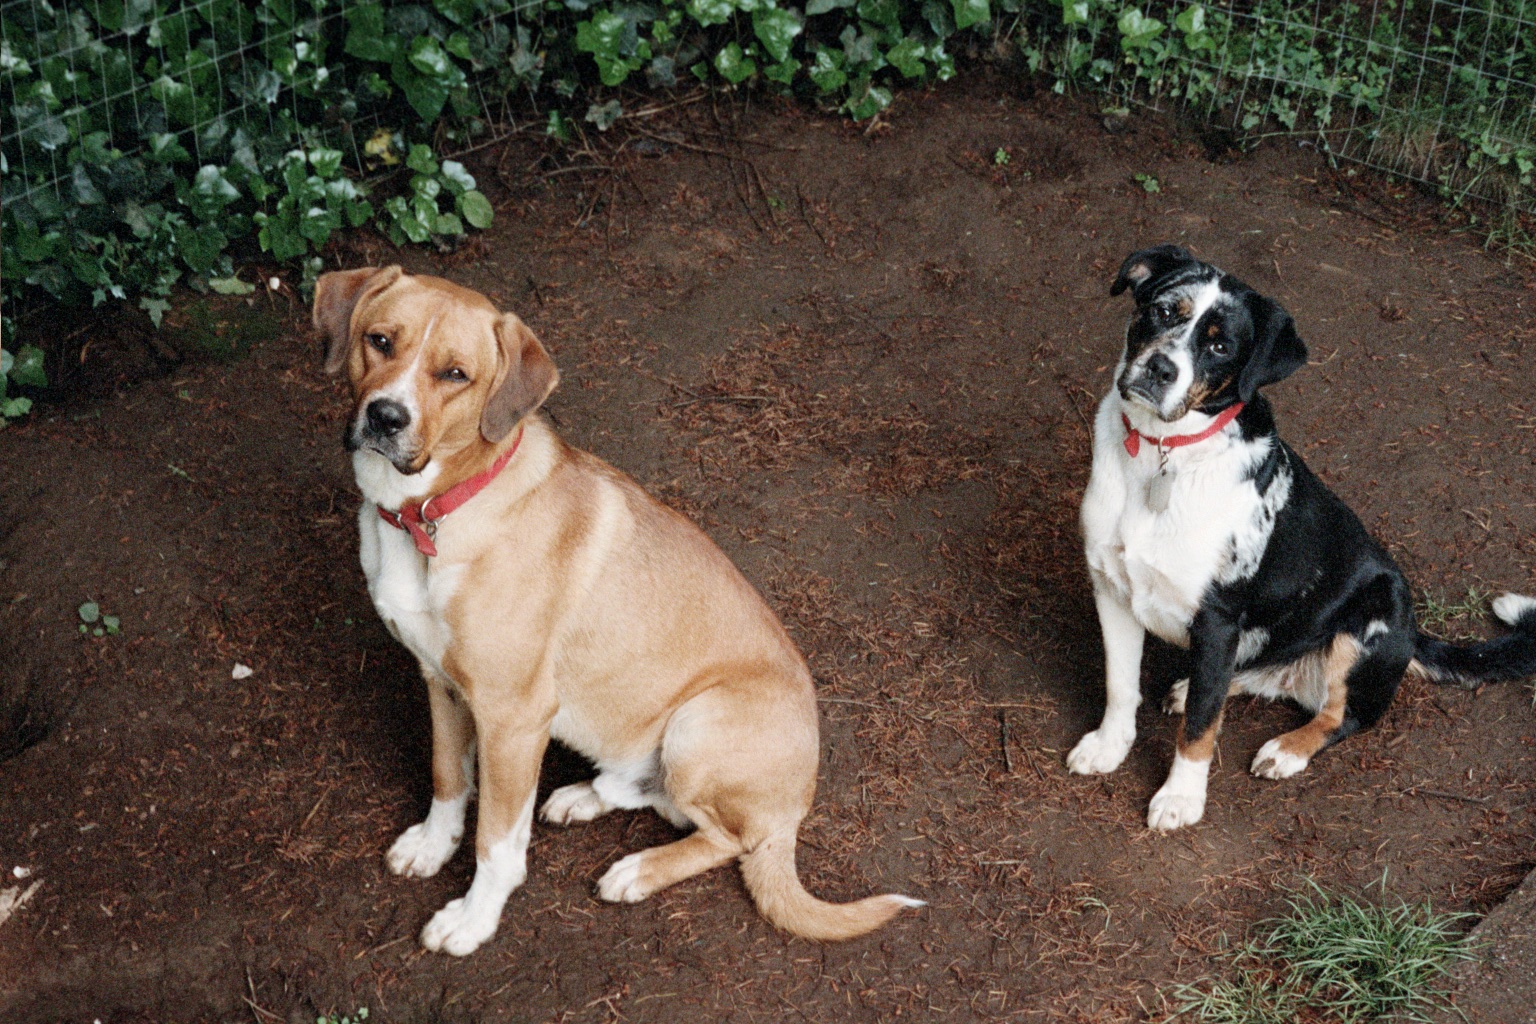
[388,671,476,878]
[1251,631,1405,779]
[598,830,740,903]
[543,751,687,827]
[540,782,614,825]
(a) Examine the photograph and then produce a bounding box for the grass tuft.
[1415,587,1489,642]
[1167,879,1477,1023]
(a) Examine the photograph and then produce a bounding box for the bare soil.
[4,81,1535,1023]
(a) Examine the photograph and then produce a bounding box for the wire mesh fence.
[2,0,1532,251]
[1075,0,1536,214]
[0,0,540,218]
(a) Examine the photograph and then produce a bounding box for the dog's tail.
[1410,592,1536,689]
[738,831,922,942]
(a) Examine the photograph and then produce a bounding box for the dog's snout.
[366,398,411,437]
[1146,353,1178,386]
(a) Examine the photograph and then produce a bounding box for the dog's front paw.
[1147,783,1206,832]
[387,820,461,878]
[540,782,613,826]
[420,897,499,956]
[596,851,654,903]
[1163,679,1189,715]
[1067,726,1134,775]
[1251,738,1309,780]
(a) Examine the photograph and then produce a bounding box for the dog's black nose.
[365,398,411,437]
[1146,353,1178,386]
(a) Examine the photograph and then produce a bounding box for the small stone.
[232,663,254,680]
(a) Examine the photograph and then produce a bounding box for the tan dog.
[313,267,920,955]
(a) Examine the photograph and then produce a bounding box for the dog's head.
[313,267,558,475]
[1110,245,1307,421]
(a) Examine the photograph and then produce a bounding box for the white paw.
[597,852,650,903]
[1251,738,1309,780]
[540,782,613,825]
[1147,784,1206,832]
[386,820,461,878]
[1163,678,1189,715]
[420,897,499,956]
[1492,593,1536,628]
[1067,726,1135,775]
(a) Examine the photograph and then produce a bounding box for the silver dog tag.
[1146,470,1174,513]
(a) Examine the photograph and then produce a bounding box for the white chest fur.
[1081,395,1287,647]
[354,451,460,679]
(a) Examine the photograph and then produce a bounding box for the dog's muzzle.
[1118,352,1179,411]
[347,397,426,473]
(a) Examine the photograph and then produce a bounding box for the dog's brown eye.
[1208,339,1231,356]
[366,333,393,357]
[1153,305,1174,324]
[439,367,469,383]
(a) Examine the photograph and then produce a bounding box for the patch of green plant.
[318,1010,368,1024]
[1,0,511,349]
[1415,586,1489,641]
[78,601,121,638]
[1,342,47,422]
[379,144,494,246]
[1134,171,1161,192]
[1165,879,1476,1024]
[1049,0,1536,215]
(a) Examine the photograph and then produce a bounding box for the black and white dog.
[1068,244,1536,831]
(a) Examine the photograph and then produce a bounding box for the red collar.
[378,427,523,557]
[1121,402,1244,458]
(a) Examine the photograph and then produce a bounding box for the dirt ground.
[4,80,1536,1023]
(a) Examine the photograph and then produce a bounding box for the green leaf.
[188,165,241,222]
[807,49,847,92]
[1061,0,1090,25]
[753,8,803,64]
[763,57,800,84]
[102,615,121,635]
[407,36,453,77]
[309,147,344,179]
[585,99,623,131]
[950,0,989,30]
[1117,8,1165,48]
[392,60,453,121]
[844,78,892,119]
[1,396,33,419]
[805,0,855,14]
[433,212,464,236]
[176,221,227,273]
[406,144,438,175]
[1175,4,1204,34]
[687,0,735,28]
[208,275,257,295]
[457,190,494,229]
[140,296,171,326]
[72,165,106,206]
[714,42,757,84]
[440,161,476,194]
[435,0,478,25]
[9,346,48,388]
[79,601,101,624]
[887,36,928,78]
[345,4,401,62]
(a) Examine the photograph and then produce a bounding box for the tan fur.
[1176,712,1223,761]
[1271,634,1357,759]
[316,268,916,947]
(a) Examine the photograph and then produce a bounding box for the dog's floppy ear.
[481,313,559,443]
[313,265,403,374]
[1237,293,1308,401]
[1111,244,1195,300]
